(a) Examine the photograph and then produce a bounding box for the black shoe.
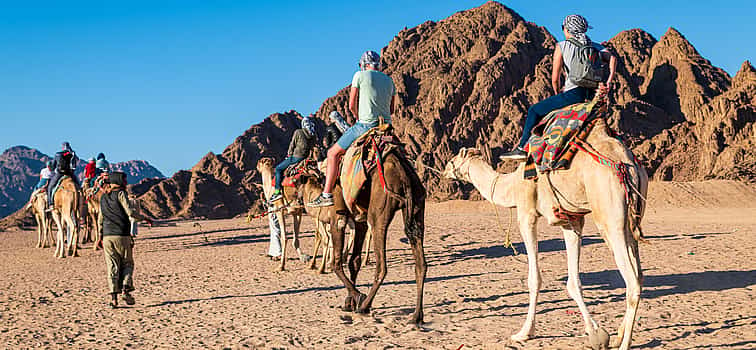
[307,194,334,208]
[109,293,118,309]
[122,292,135,306]
[499,147,527,161]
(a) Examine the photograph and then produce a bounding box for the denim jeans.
[274,156,303,190]
[518,87,593,148]
[336,121,379,150]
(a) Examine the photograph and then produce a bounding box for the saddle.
[85,174,107,201]
[50,175,71,201]
[340,124,405,212]
[523,91,609,180]
[281,159,320,188]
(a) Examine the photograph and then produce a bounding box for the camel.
[332,150,428,325]
[443,120,647,350]
[50,177,81,258]
[27,191,53,248]
[83,184,105,250]
[256,158,312,271]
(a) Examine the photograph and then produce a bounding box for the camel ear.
[459,148,467,158]
[468,148,482,157]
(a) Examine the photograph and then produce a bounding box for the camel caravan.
[20,14,649,349]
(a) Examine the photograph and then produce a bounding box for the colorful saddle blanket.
[340,124,404,212]
[523,92,608,179]
[282,159,319,188]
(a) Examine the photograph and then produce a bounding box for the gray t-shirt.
[558,40,608,92]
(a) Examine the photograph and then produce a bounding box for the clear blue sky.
[1,1,752,176]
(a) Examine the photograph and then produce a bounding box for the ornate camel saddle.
[340,124,405,212]
[523,91,609,180]
[281,159,320,188]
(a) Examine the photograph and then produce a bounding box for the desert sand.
[1,181,754,349]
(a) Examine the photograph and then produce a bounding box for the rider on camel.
[268,116,317,202]
[308,50,396,207]
[500,14,616,160]
[47,142,80,209]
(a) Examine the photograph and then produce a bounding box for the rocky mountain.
[135,111,308,220]
[0,146,165,219]
[125,1,753,219]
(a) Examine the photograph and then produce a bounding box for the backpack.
[565,38,606,89]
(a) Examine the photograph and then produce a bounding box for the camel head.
[443,147,483,181]
[256,157,275,173]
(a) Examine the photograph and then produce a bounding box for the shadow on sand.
[146,272,495,308]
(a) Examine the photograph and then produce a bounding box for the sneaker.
[122,292,136,306]
[499,147,527,161]
[109,293,118,309]
[269,190,283,202]
[307,194,334,207]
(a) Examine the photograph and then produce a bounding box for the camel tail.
[398,155,426,245]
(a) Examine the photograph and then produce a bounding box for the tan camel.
[83,185,105,250]
[50,177,81,258]
[27,191,53,248]
[443,122,647,350]
[256,158,311,271]
[332,151,428,325]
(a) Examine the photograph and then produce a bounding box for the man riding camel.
[268,116,317,202]
[500,14,617,160]
[308,50,396,207]
[47,142,79,209]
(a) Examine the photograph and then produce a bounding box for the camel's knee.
[528,272,542,291]
[626,283,641,306]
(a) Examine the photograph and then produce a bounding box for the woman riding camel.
[500,14,617,160]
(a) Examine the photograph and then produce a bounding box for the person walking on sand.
[98,171,142,308]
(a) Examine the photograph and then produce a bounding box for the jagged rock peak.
[733,60,756,88]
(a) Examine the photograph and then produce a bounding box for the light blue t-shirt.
[351,70,396,124]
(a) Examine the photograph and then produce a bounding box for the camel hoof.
[609,334,622,349]
[587,327,610,350]
[342,296,355,312]
[510,332,532,343]
[408,313,424,326]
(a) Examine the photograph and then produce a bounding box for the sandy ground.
[1,181,755,349]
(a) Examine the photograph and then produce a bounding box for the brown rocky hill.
[135,111,307,220]
[128,1,753,219]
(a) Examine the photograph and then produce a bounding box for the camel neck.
[465,158,518,207]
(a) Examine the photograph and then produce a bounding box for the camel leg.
[604,220,642,350]
[512,209,540,342]
[357,209,395,314]
[291,213,310,263]
[35,213,43,248]
[67,211,79,257]
[276,210,287,271]
[408,235,426,325]
[309,220,322,270]
[52,212,65,258]
[361,224,372,267]
[347,220,367,284]
[319,227,331,274]
[562,218,599,336]
[331,217,365,312]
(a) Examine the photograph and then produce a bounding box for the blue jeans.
[35,178,49,190]
[518,87,593,148]
[274,156,303,190]
[336,121,379,149]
